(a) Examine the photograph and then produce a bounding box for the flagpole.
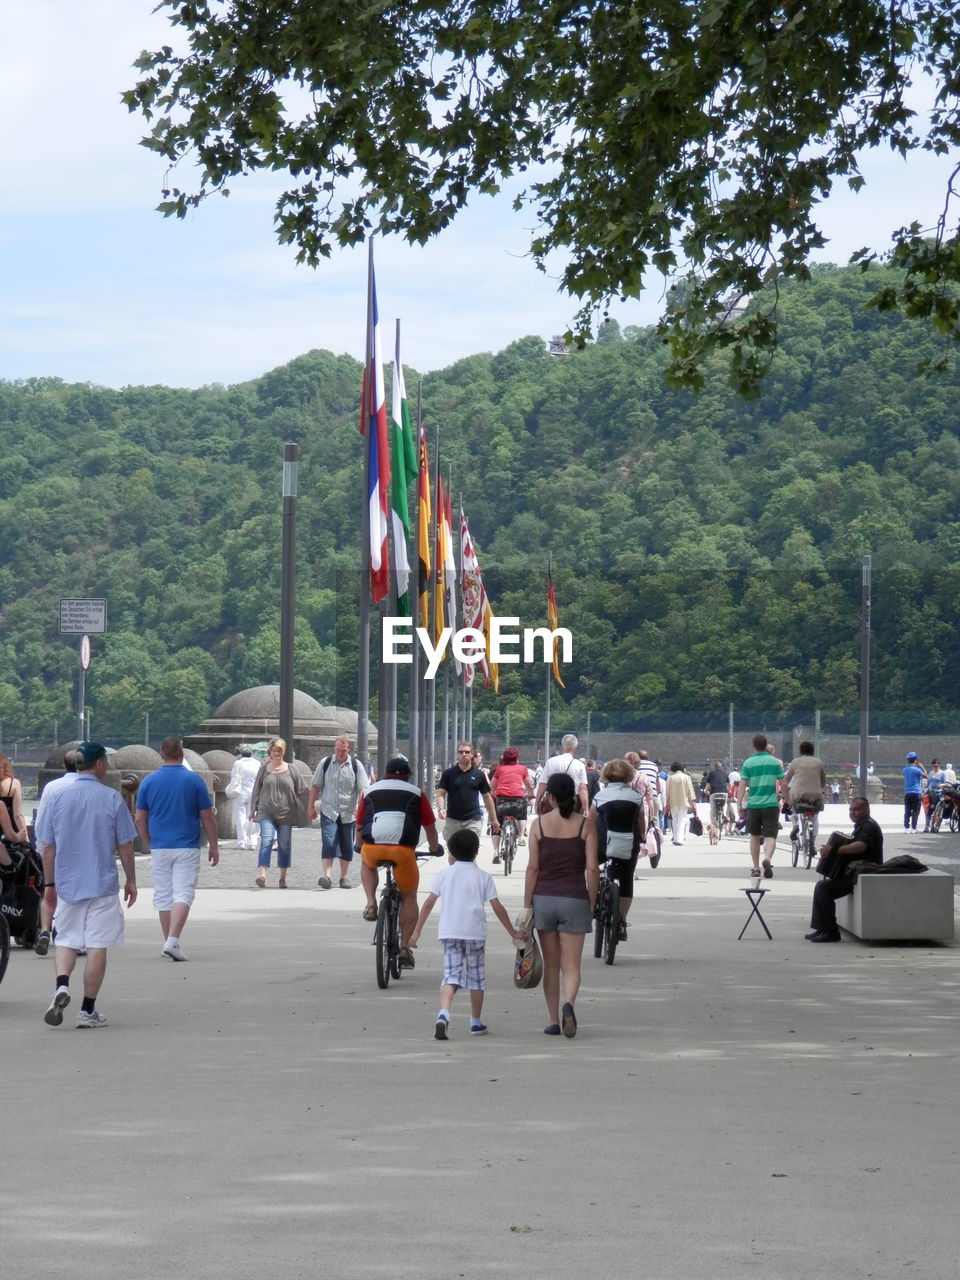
[543,552,553,759]
[544,662,551,762]
[426,422,441,794]
[453,486,463,747]
[356,240,375,765]
[414,381,424,778]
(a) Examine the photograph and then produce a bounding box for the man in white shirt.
[536,734,589,813]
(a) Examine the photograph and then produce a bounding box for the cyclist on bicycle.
[784,741,826,843]
[590,759,646,941]
[704,761,730,834]
[357,757,441,969]
[489,747,534,862]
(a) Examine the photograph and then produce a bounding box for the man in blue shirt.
[135,736,219,962]
[37,741,138,1029]
[902,751,926,832]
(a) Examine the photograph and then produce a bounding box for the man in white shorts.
[135,735,219,961]
[37,741,138,1029]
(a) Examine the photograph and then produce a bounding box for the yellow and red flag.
[547,566,565,688]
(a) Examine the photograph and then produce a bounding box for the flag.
[432,471,460,672]
[360,240,390,603]
[547,565,565,688]
[434,470,447,645]
[416,425,431,630]
[442,483,457,640]
[389,323,418,612]
[460,508,499,692]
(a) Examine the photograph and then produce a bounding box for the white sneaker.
[162,939,187,961]
[44,986,71,1027]
[76,1009,108,1029]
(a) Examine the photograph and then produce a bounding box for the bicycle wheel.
[790,830,800,867]
[502,821,516,875]
[930,801,943,833]
[374,894,391,989]
[804,824,816,869]
[603,885,621,965]
[0,914,10,986]
[713,801,724,841]
[593,882,606,958]
[389,895,403,980]
[950,807,959,834]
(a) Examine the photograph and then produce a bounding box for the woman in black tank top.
[524,773,598,1038]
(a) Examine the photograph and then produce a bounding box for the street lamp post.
[858,554,871,800]
[279,443,300,760]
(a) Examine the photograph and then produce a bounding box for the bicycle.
[373,860,404,989]
[790,808,818,869]
[592,858,621,965]
[929,783,960,833]
[372,847,443,989]
[500,816,518,875]
[708,793,726,841]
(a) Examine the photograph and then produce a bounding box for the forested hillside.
[2,263,958,748]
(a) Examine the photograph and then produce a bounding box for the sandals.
[362,904,378,921]
[255,873,266,888]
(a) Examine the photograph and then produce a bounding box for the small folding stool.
[738,886,772,940]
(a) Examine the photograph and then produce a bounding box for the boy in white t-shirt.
[409,828,525,1040]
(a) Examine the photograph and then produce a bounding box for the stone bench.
[836,869,955,942]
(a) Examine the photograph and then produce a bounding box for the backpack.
[594,794,644,860]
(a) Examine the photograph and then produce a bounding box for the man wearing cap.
[356,757,441,969]
[36,742,138,1029]
[32,748,80,956]
[135,735,219,962]
[902,752,926,831]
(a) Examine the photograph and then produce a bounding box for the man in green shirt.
[736,734,787,882]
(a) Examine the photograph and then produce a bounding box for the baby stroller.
[0,825,43,950]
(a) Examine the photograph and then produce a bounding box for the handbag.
[512,908,543,989]
[224,771,241,799]
[689,812,704,837]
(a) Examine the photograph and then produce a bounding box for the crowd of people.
[10,727,946,1039]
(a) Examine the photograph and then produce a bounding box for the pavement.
[2,803,957,1280]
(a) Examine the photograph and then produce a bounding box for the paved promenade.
[2,804,957,1280]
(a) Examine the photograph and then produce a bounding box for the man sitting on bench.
[806,797,883,943]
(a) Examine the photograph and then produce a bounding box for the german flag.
[547,567,565,688]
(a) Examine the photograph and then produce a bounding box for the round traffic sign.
[80,634,91,670]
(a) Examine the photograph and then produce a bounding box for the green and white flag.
[390,321,418,613]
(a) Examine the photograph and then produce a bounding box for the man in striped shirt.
[736,733,787,882]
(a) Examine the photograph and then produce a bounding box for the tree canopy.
[125,1,960,392]
[2,262,959,748]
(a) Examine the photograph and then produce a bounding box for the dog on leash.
[707,823,720,845]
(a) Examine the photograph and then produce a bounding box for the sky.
[0,2,952,391]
